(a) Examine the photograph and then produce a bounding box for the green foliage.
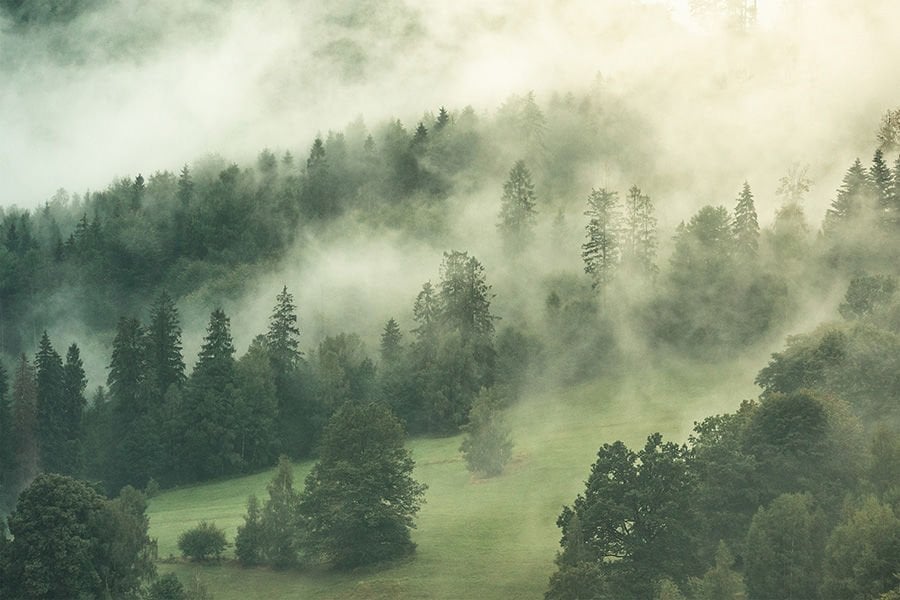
[35,331,66,474]
[0,473,155,599]
[821,496,900,600]
[732,181,759,258]
[298,402,426,569]
[582,187,620,291]
[549,433,696,598]
[688,542,745,600]
[261,456,300,568]
[235,494,264,567]
[178,521,228,562]
[10,356,38,490]
[459,388,513,477]
[622,185,658,276]
[148,573,187,600]
[498,160,538,249]
[744,493,826,600]
[839,273,897,319]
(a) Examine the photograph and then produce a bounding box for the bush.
[177,521,228,562]
[147,573,186,600]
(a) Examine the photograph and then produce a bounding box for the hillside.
[148,362,757,599]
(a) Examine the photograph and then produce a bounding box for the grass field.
[148,361,759,599]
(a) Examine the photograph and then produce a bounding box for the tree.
[548,434,696,599]
[459,388,513,477]
[497,160,538,249]
[11,355,38,490]
[688,542,746,600]
[622,185,658,276]
[264,286,306,457]
[60,343,87,476]
[0,362,11,501]
[145,290,185,401]
[744,493,825,600]
[265,285,302,376]
[439,250,496,340]
[179,309,239,481]
[732,181,759,258]
[177,522,228,562]
[821,496,900,600]
[298,402,426,569]
[869,148,894,213]
[825,158,873,232]
[838,274,897,319]
[235,494,264,566]
[380,317,403,365]
[147,573,187,600]
[234,338,278,470]
[35,331,66,474]
[0,473,155,599]
[434,106,450,131]
[582,188,620,291]
[877,107,900,152]
[260,456,300,568]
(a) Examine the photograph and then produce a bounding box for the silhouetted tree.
[498,160,538,249]
[732,181,759,258]
[582,188,620,291]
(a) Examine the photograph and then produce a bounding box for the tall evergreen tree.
[889,153,900,226]
[35,331,66,474]
[180,308,239,480]
[265,286,302,376]
[582,187,620,290]
[412,282,439,347]
[438,251,496,339]
[261,456,300,568]
[732,181,760,258]
[0,362,11,501]
[380,318,403,364]
[869,149,893,212]
[145,291,185,403]
[825,158,873,232]
[622,185,658,276]
[60,344,87,476]
[497,160,538,249]
[11,355,38,491]
[434,106,450,131]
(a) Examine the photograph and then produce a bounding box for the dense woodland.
[1,83,900,598]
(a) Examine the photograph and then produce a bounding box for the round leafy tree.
[298,402,427,569]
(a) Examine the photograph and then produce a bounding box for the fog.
[4,0,900,388]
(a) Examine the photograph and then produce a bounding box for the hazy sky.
[0,0,897,223]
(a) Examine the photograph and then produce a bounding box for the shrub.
[177,521,228,562]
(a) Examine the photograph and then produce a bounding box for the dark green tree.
[688,542,746,600]
[732,181,759,258]
[438,250,496,340]
[744,493,825,600]
[838,274,897,319]
[145,291,185,401]
[260,456,300,568]
[380,317,403,364]
[264,286,305,457]
[234,337,278,470]
[825,158,873,232]
[0,362,11,501]
[266,285,302,375]
[235,494,265,566]
[11,355,38,491]
[179,308,239,481]
[869,148,893,212]
[498,160,538,249]
[178,521,228,562]
[35,331,66,474]
[60,343,87,476]
[298,402,426,569]
[434,106,450,131]
[548,434,696,599]
[582,187,620,291]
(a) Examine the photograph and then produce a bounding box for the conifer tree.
[582,187,620,290]
[11,355,38,489]
[434,106,450,131]
[439,251,496,339]
[498,160,538,249]
[412,282,439,347]
[732,181,760,258]
[235,494,264,566]
[622,185,658,276]
[825,158,872,232]
[869,149,893,211]
[0,362,11,500]
[35,331,66,474]
[265,286,302,376]
[145,291,185,402]
[261,456,300,568]
[60,344,87,476]
[891,153,900,226]
[380,318,403,364]
[411,122,428,151]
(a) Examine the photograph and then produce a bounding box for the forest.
[2,0,900,599]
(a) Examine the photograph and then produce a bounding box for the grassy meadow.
[148,360,759,599]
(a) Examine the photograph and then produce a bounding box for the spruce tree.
[412,282,439,348]
[60,344,87,476]
[145,291,185,402]
[0,362,11,500]
[261,456,300,568]
[380,318,403,364]
[438,250,496,339]
[434,106,450,131]
[235,494,265,566]
[582,187,620,290]
[732,181,760,258]
[498,160,538,249]
[869,149,893,211]
[11,355,38,490]
[265,286,302,376]
[35,331,66,474]
[825,158,872,232]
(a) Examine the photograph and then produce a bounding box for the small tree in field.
[298,402,426,569]
[460,388,513,477]
[177,522,228,562]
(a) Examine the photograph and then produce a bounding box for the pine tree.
[380,318,403,364]
[411,122,428,152]
[60,344,87,476]
[177,165,193,206]
[825,158,872,232]
[180,309,239,480]
[622,185,658,276]
[11,355,38,490]
[732,181,760,258]
[412,282,439,347]
[298,403,426,568]
[497,160,538,249]
[582,187,620,290]
[0,362,11,500]
[35,331,66,474]
[439,251,496,339]
[869,149,893,211]
[261,456,299,568]
[265,286,302,375]
[434,106,450,131]
[891,153,900,226]
[145,291,185,402]
[235,494,264,566]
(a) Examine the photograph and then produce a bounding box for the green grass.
[148,362,758,599]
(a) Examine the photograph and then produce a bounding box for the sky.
[0,0,897,223]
